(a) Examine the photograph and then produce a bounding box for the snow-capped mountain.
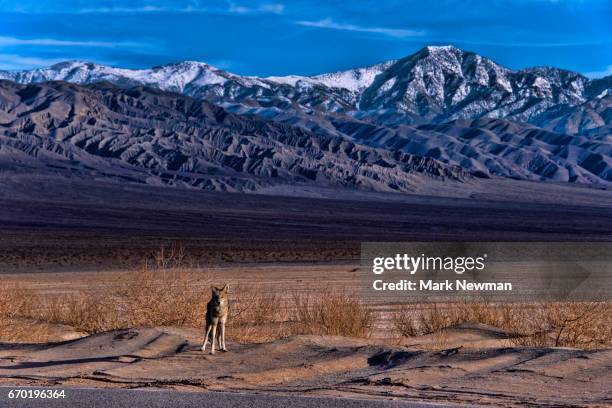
[0,60,268,94]
[0,46,610,191]
[269,60,395,91]
[360,47,587,120]
[1,45,610,134]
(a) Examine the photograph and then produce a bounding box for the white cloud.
[75,2,285,15]
[228,2,285,15]
[584,65,612,79]
[228,5,250,14]
[0,36,145,49]
[258,3,284,14]
[76,6,164,14]
[296,18,424,38]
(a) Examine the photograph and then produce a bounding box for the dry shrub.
[392,303,477,337]
[507,302,612,349]
[111,266,207,328]
[0,284,37,319]
[0,284,84,342]
[0,245,211,339]
[152,244,191,269]
[1,246,299,343]
[453,301,517,328]
[292,290,374,338]
[6,251,607,349]
[394,303,451,337]
[227,287,376,341]
[33,293,114,333]
[227,285,290,342]
[393,301,612,350]
[392,305,419,338]
[0,316,60,343]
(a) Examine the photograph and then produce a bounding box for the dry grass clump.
[110,266,208,328]
[0,285,69,342]
[393,303,452,337]
[508,302,612,349]
[0,278,375,343]
[0,245,211,339]
[393,301,516,338]
[0,266,209,336]
[0,284,37,319]
[392,300,612,349]
[228,288,376,341]
[0,316,47,343]
[2,249,609,349]
[228,286,291,342]
[292,290,374,338]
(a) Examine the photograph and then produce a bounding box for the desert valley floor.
[0,175,611,272]
[0,175,611,407]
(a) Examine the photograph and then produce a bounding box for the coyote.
[201,284,229,354]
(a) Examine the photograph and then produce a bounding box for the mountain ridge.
[0,45,610,192]
[1,45,610,137]
[0,80,470,193]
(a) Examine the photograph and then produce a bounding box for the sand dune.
[1,325,610,407]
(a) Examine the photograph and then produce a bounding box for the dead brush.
[0,283,109,339]
[227,285,290,342]
[451,300,518,328]
[393,303,463,337]
[0,283,37,319]
[0,283,49,342]
[292,289,374,338]
[392,301,612,350]
[0,316,64,343]
[506,301,612,349]
[0,245,211,338]
[110,265,208,328]
[394,301,524,337]
[21,292,115,334]
[152,244,191,270]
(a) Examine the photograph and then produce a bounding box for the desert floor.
[1,175,611,273]
[0,264,611,407]
[0,177,611,406]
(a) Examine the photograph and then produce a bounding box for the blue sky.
[0,0,610,77]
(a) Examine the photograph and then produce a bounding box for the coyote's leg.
[201,320,212,352]
[220,320,227,351]
[210,321,218,355]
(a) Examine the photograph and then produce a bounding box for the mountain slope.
[223,104,611,184]
[359,47,589,122]
[1,46,610,134]
[0,80,468,193]
[0,46,610,189]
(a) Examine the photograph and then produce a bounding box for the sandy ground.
[2,264,611,406]
[1,179,611,406]
[0,324,610,407]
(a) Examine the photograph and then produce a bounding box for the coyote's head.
[210,284,229,310]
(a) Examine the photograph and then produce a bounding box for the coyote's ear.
[221,284,229,292]
[211,285,218,293]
